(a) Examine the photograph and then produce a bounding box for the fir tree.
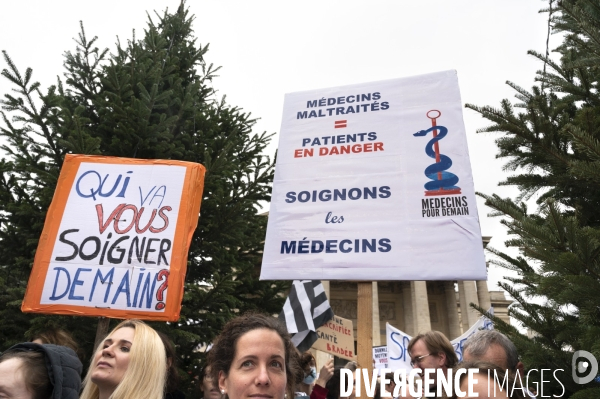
[466,1,600,397]
[0,4,288,392]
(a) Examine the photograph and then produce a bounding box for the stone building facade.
[327,280,510,346]
[322,236,510,348]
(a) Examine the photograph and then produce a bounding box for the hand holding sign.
[315,358,334,388]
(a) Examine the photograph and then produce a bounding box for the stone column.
[461,281,480,328]
[476,280,492,312]
[411,281,431,334]
[403,282,415,336]
[411,282,418,334]
[372,281,381,346]
[458,281,469,334]
[444,281,462,340]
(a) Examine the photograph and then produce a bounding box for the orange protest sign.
[21,154,205,321]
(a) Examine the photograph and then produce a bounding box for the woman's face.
[202,367,222,399]
[0,358,33,399]
[91,327,135,392]
[304,358,316,375]
[219,328,287,399]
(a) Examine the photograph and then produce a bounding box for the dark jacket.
[7,342,83,399]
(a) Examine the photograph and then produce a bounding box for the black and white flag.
[279,280,334,352]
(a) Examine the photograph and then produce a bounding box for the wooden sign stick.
[93,317,110,351]
[357,281,373,399]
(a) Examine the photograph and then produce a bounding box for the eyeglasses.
[410,353,432,367]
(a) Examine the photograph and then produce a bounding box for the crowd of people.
[0,312,535,399]
[394,329,535,399]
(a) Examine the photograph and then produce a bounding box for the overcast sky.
[1,1,554,296]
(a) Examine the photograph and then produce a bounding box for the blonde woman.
[80,319,167,399]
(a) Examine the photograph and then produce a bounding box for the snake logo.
[413,110,461,196]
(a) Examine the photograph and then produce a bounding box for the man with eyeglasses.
[406,331,458,398]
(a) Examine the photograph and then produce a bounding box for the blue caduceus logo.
[413,110,461,196]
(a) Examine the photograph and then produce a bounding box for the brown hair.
[208,312,301,396]
[158,331,180,394]
[408,330,458,368]
[32,327,83,362]
[300,351,315,373]
[0,350,52,399]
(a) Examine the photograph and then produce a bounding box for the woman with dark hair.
[295,352,316,397]
[208,312,302,399]
[295,352,334,399]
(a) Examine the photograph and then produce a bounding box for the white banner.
[261,70,486,280]
[450,309,494,363]
[386,310,493,370]
[386,323,413,371]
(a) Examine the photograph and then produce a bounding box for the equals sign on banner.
[334,120,347,128]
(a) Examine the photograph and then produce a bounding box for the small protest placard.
[312,315,355,360]
[21,155,205,321]
[373,345,389,369]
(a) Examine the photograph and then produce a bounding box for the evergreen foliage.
[0,4,288,393]
[466,1,600,397]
